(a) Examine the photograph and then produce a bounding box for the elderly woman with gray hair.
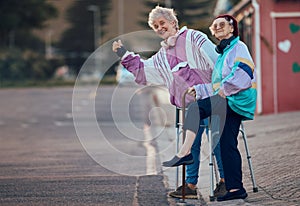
[112,6,227,199]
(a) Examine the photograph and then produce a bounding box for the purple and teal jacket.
[120,26,218,107]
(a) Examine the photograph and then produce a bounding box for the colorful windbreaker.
[120,26,218,107]
[212,37,257,120]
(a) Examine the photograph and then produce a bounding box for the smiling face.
[152,16,177,40]
[210,17,234,40]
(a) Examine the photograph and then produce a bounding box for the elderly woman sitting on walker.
[163,14,257,201]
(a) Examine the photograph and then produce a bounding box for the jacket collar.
[161,26,187,49]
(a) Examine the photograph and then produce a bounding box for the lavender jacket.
[120,26,218,107]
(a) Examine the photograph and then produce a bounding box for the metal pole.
[87,5,100,50]
[175,107,180,189]
[180,90,191,202]
[118,0,124,35]
[87,5,101,77]
[240,123,258,193]
[209,118,215,201]
[252,0,262,114]
[165,0,171,7]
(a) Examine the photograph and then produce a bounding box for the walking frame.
[175,89,258,202]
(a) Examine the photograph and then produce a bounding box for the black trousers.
[184,95,244,190]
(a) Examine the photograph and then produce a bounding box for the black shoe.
[162,153,194,167]
[217,188,248,201]
[169,184,198,199]
[214,181,227,197]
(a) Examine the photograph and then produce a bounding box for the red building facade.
[229,0,300,114]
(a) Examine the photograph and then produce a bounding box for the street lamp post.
[87,5,100,50]
[87,5,102,79]
[165,0,171,7]
[46,30,53,59]
[118,0,124,35]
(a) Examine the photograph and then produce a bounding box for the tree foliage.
[57,0,111,74]
[0,0,65,83]
[0,0,57,48]
[0,48,62,81]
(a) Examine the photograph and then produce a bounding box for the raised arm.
[112,40,165,85]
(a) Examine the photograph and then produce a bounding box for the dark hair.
[216,14,239,37]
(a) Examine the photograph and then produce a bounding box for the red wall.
[258,0,300,114]
[276,17,300,112]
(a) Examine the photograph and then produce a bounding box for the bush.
[0,48,64,82]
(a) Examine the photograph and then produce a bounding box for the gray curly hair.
[148,6,179,30]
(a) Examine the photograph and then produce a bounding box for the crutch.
[179,89,190,201]
[240,123,258,193]
[175,107,181,189]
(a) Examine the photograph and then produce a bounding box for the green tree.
[0,48,61,82]
[0,0,57,49]
[0,0,65,84]
[57,0,111,74]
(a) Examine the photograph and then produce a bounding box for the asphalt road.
[2,85,299,206]
[0,86,170,206]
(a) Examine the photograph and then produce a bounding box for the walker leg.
[212,152,219,185]
[212,130,220,185]
[240,123,258,193]
[208,118,215,201]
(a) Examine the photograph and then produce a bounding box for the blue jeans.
[186,118,224,185]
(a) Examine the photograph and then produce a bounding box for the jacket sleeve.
[221,43,255,96]
[187,30,218,99]
[121,51,165,85]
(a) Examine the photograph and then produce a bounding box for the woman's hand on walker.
[187,87,196,97]
[112,40,123,52]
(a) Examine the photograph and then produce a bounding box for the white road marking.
[143,124,157,175]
